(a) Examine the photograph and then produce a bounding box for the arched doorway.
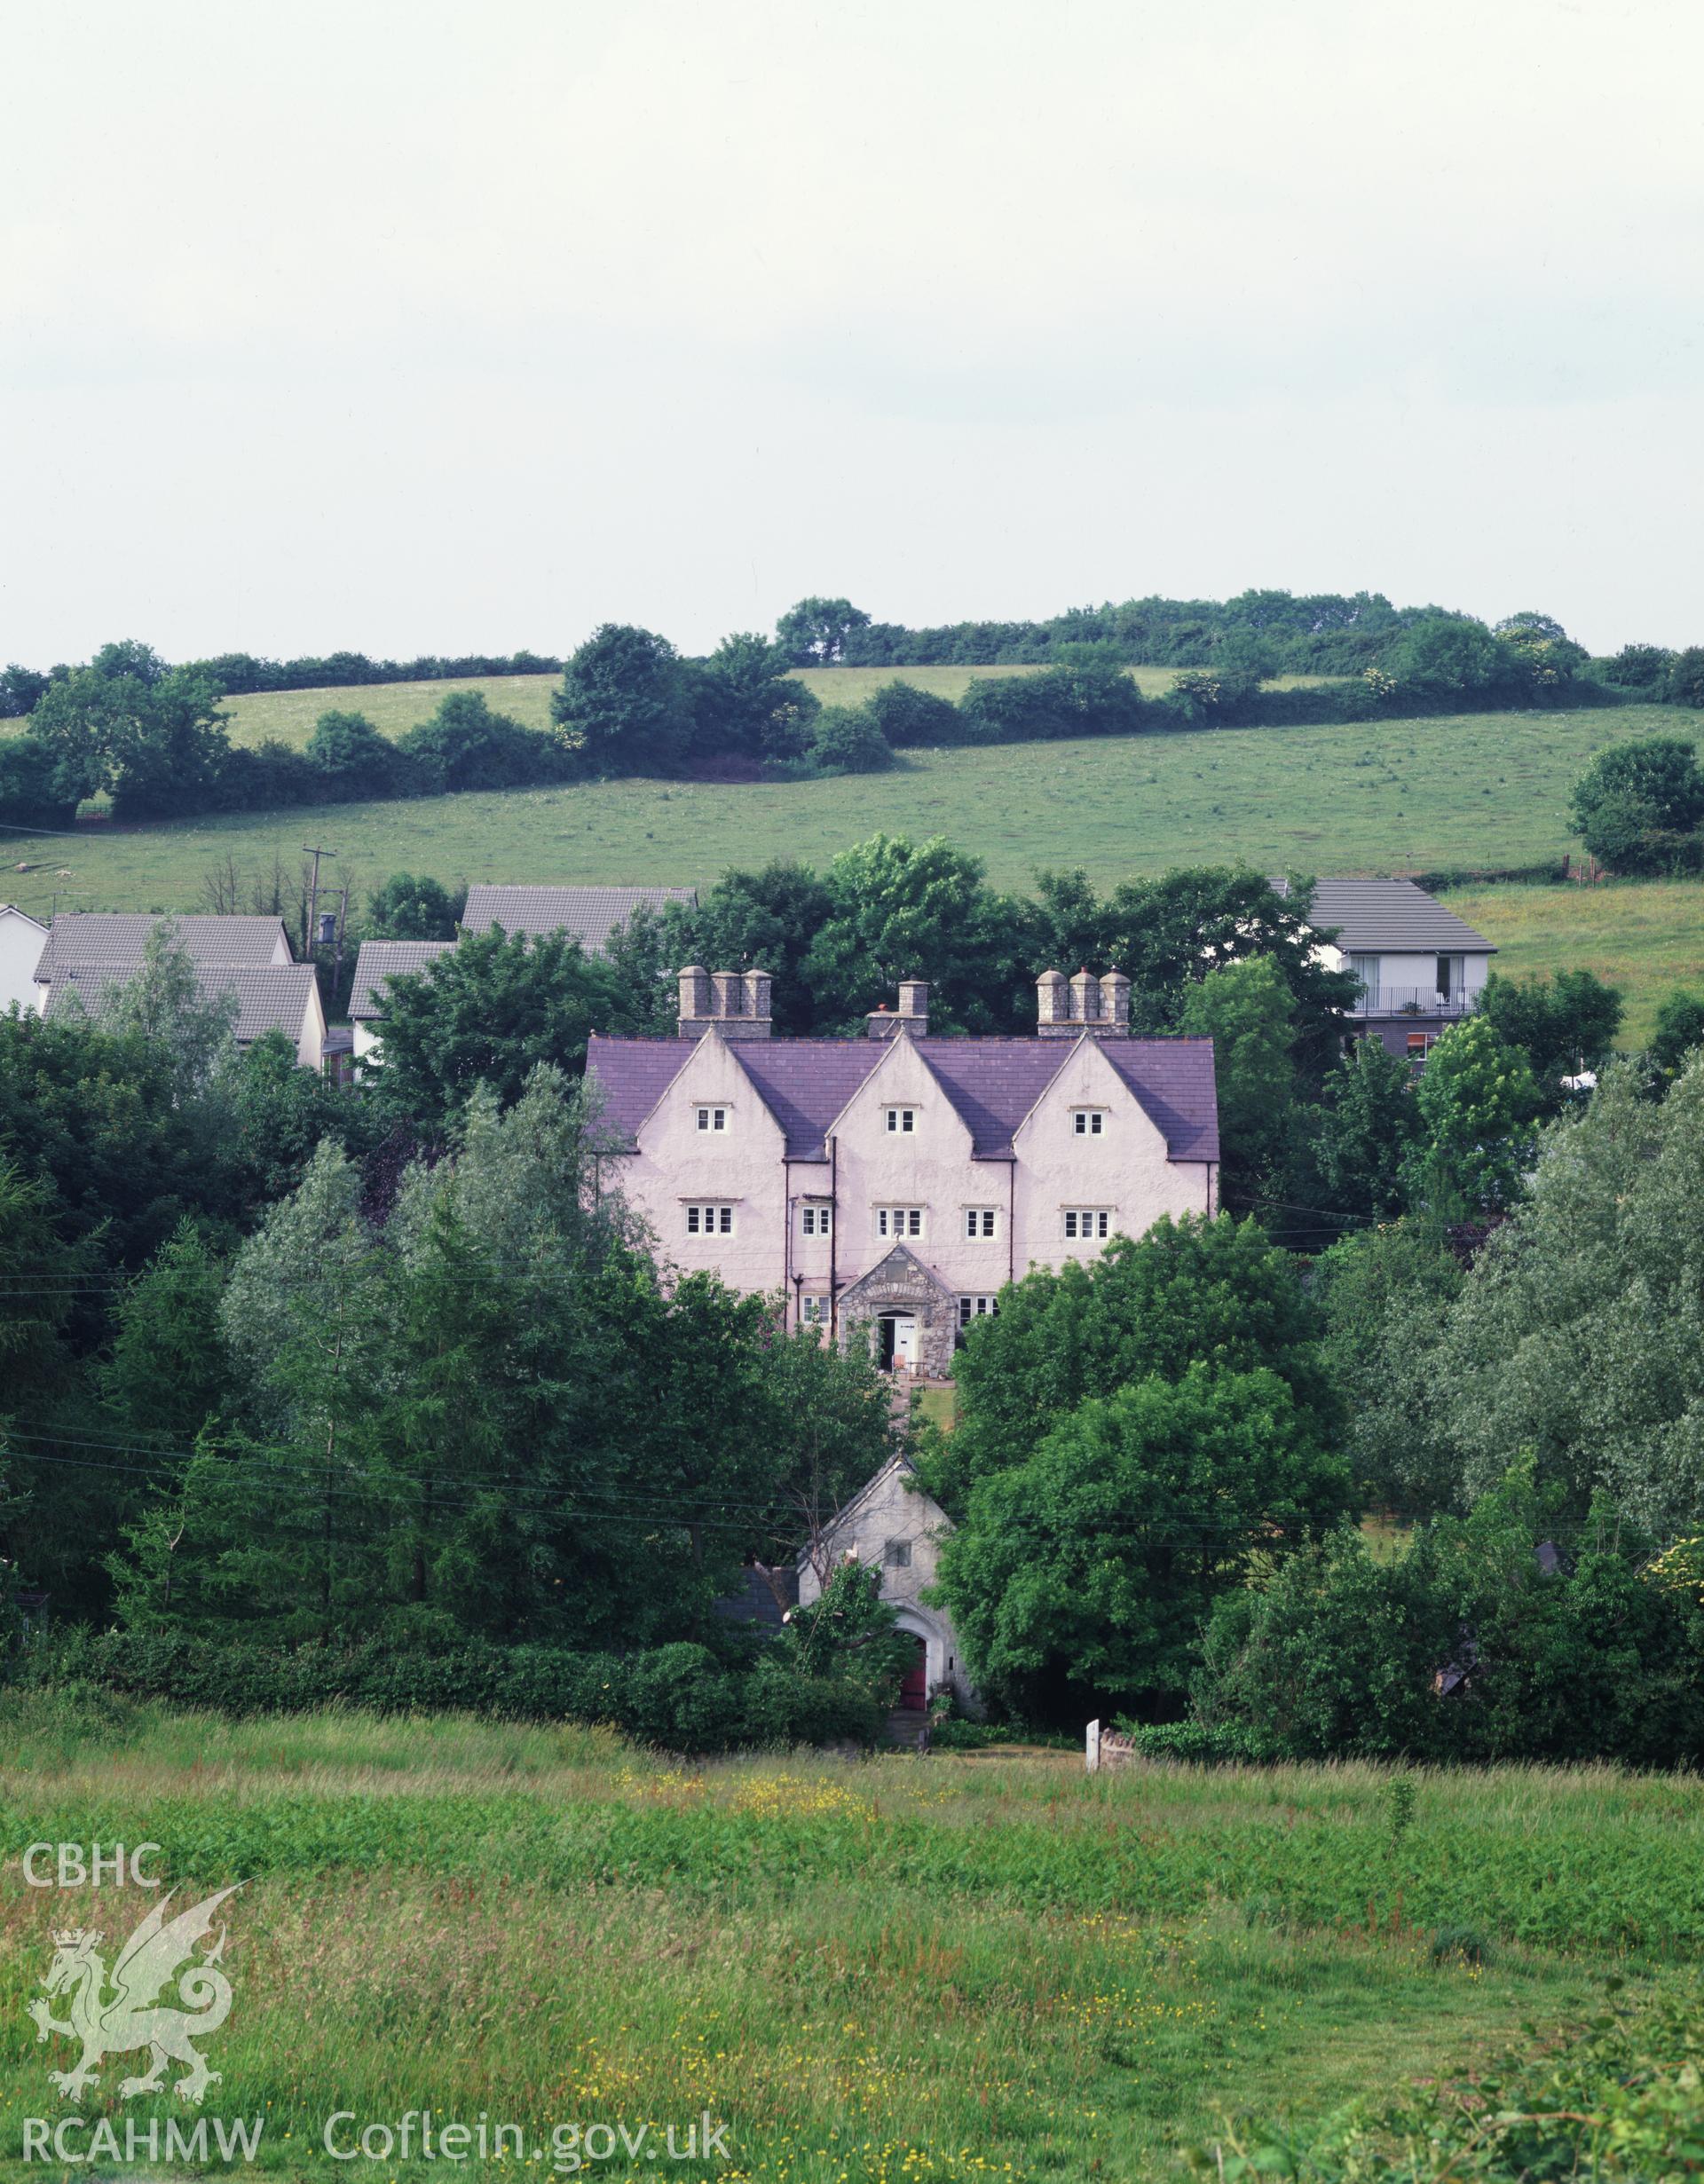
[898,1633,928,1710]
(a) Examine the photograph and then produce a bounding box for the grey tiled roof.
[461,884,698,950]
[588,1032,1219,1165]
[46,961,320,1045]
[34,912,291,983]
[348,939,454,1020]
[1275,879,1495,954]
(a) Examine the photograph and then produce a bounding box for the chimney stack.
[1099,970,1131,1036]
[1037,965,1131,1039]
[678,964,772,1040]
[868,980,929,1040]
[1037,968,1070,1036]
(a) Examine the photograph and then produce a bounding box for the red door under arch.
[899,1634,927,1710]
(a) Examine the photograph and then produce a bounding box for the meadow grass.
[0,1693,1700,2180]
[0,666,1337,755]
[6,700,1690,911]
[1440,875,1704,1045]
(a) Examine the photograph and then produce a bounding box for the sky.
[4,0,1701,665]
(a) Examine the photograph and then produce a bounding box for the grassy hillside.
[6,679,1699,1038]
[3,664,1338,752]
[2,1691,1698,2180]
[3,698,1682,897]
[1444,879,1702,1045]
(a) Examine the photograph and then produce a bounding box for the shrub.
[1568,736,1704,875]
[809,705,895,773]
[0,734,80,829]
[1652,990,1704,1074]
[864,681,963,747]
[398,690,569,792]
[1669,645,1704,708]
[212,737,320,809]
[1598,642,1676,690]
[304,709,414,799]
[1189,1486,1704,1769]
[8,1628,882,1753]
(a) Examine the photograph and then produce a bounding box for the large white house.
[588,968,1219,1379]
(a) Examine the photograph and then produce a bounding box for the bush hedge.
[8,1629,886,1754]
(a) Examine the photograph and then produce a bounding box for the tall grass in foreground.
[1,1692,1700,2180]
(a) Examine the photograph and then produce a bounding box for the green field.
[2,666,1350,755]
[1,1693,1697,2180]
[1444,878,1703,1045]
[4,696,1686,904]
[6,677,1700,1040]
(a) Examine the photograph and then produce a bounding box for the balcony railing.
[1350,986,1479,1018]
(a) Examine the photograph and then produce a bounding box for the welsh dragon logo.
[29,1885,240,2105]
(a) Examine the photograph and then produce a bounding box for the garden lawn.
[1,1695,1700,2181]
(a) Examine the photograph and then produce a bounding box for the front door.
[900,1635,928,1710]
[892,1316,918,1370]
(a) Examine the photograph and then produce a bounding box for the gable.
[811,1455,953,1563]
[824,1034,974,1157]
[632,1029,785,1155]
[1014,1034,1171,1158]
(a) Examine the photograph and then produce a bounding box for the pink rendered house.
[588,969,1219,1379]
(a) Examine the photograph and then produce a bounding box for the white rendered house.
[588,969,1220,1379]
[0,904,48,1016]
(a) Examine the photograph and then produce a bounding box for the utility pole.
[330,882,350,1003]
[301,843,338,959]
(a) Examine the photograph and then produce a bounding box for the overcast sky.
[4,0,1700,665]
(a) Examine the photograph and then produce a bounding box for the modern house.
[1279,878,1497,1061]
[587,967,1219,1378]
[31,911,325,1066]
[797,1455,971,1714]
[347,940,454,1071]
[0,904,48,1016]
[31,912,295,1008]
[461,883,698,946]
[348,883,698,1074]
[44,959,327,1068]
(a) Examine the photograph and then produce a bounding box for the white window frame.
[685,1202,735,1236]
[695,1105,729,1133]
[876,1205,925,1240]
[963,1207,998,1241]
[885,1107,917,1134]
[800,1202,832,1237]
[958,1294,999,1329]
[1062,1207,1111,1242]
[1072,1108,1107,1138]
[799,1295,829,1325]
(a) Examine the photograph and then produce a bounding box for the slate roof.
[1275,878,1495,954]
[347,939,454,1020]
[461,884,698,950]
[33,912,290,984]
[588,1032,1219,1165]
[46,961,320,1045]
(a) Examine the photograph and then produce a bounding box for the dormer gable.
[822,1029,974,1157]
[633,1024,785,1155]
[1011,1031,1170,1159]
